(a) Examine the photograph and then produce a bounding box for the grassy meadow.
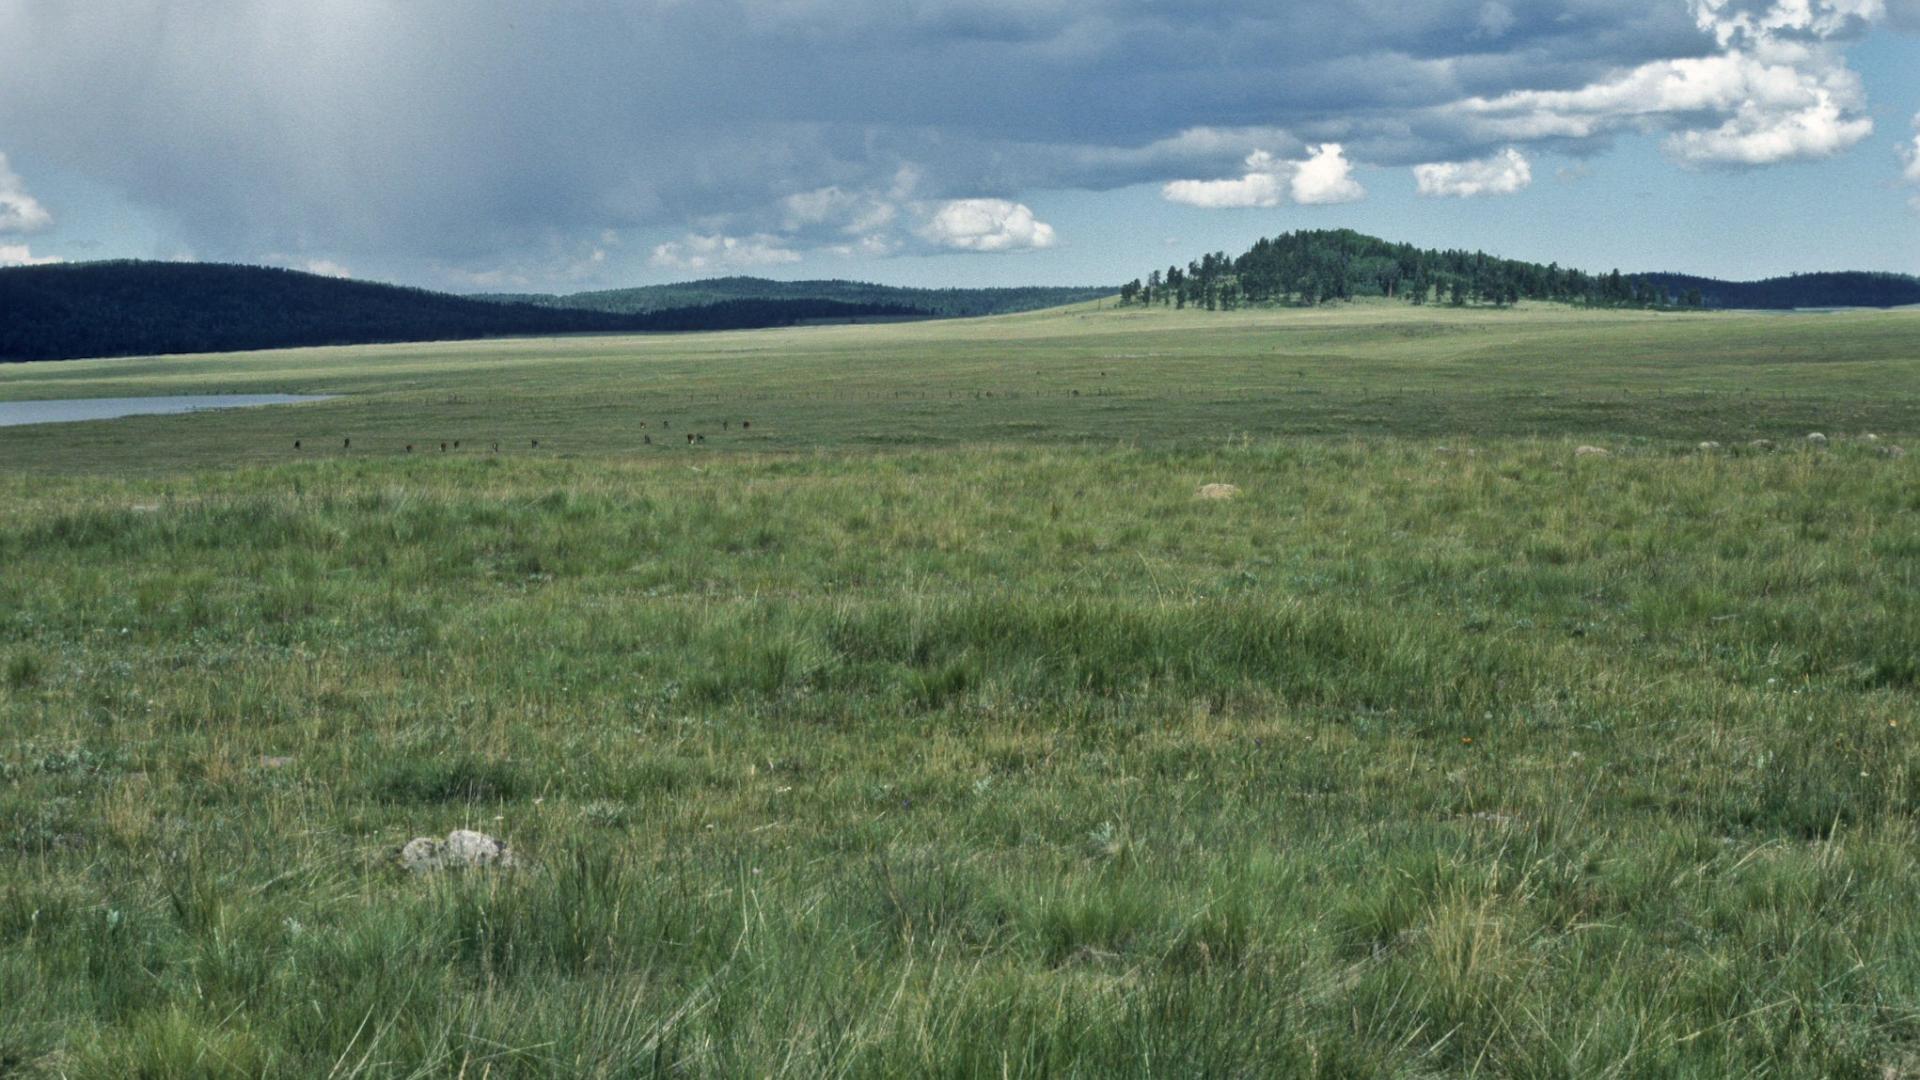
[2,301,1920,1076]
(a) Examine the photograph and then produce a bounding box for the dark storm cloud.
[0,0,1893,276]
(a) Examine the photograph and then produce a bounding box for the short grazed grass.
[2,303,1919,1076]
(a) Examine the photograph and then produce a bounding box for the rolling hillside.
[1637,270,1920,310]
[483,277,1113,318]
[0,262,930,362]
[1129,228,1920,311]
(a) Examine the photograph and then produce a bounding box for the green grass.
[2,302,1919,1076]
[2,300,1917,472]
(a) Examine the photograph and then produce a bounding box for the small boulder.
[400,829,517,873]
[1197,483,1241,501]
[1748,439,1775,451]
[1806,432,1828,446]
[1575,446,1610,458]
[1698,441,1722,452]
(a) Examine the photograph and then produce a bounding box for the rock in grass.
[1196,483,1241,500]
[1749,439,1775,451]
[1575,446,1610,458]
[399,829,516,873]
[1806,432,1828,446]
[1698,441,1722,452]
[1882,445,1908,459]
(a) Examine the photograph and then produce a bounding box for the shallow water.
[0,395,335,428]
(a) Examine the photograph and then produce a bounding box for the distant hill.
[0,262,929,362]
[1127,228,1920,312]
[1635,271,1920,311]
[483,277,1112,318]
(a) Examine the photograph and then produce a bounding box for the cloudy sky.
[1,0,1916,290]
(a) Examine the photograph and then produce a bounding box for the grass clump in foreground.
[2,437,1919,1077]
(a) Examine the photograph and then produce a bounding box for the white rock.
[1698,441,1722,451]
[400,829,516,873]
[1196,483,1241,500]
[445,829,515,868]
[399,837,445,873]
[1575,446,1609,458]
[1806,432,1828,446]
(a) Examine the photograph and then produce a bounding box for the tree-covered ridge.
[0,262,928,363]
[1637,271,1920,311]
[1122,229,1920,312]
[484,277,1112,318]
[1122,229,1695,311]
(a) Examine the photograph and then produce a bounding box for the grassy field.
[2,302,1919,1076]
[3,300,1918,471]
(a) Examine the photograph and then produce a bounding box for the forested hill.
[1635,271,1920,310]
[483,277,1112,318]
[1123,229,1920,311]
[0,262,926,362]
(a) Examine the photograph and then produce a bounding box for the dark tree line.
[0,262,932,363]
[1121,230,1708,311]
[1636,271,1920,311]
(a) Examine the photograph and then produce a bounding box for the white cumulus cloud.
[1414,148,1534,197]
[649,234,803,273]
[1290,144,1367,204]
[0,153,53,234]
[1904,116,1920,183]
[1449,0,1881,169]
[918,199,1057,252]
[303,259,352,279]
[1163,145,1364,208]
[1668,96,1873,167]
[1162,151,1290,208]
[0,243,61,267]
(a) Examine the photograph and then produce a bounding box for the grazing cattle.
[687,433,696,444]
[343,438,351,449]
[440,442,448,452]
[453,440,460,449]
[294,440,301,449]
[742,420,750,430]
[723,421,729,429]
[532,439,540,448]
[644,435,651,445]
[406,444,414,453]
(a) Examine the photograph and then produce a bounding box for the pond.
[0,395,336,429]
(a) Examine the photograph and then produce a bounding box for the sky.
[0,0,1916,292]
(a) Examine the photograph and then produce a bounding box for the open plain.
[4,301,1920,1076]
